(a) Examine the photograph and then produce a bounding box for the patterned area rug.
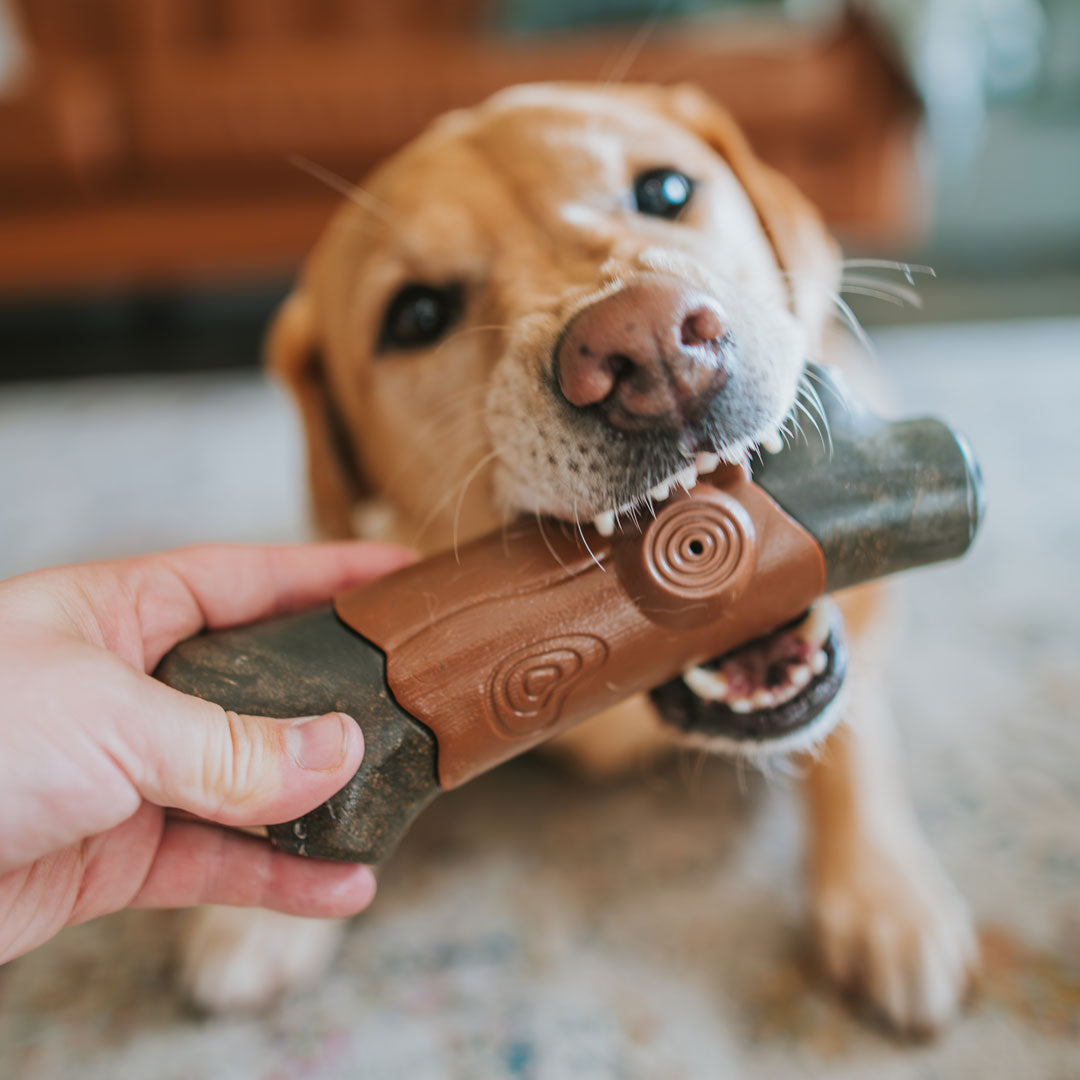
[1,319,1078,1078]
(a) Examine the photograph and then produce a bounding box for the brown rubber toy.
[335,462,821,789]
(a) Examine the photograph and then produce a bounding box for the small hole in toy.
[689,539,704,556]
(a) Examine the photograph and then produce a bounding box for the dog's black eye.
[379,283,463,352]
[633,167,694,220]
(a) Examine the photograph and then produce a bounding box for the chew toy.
[156,365,983,863]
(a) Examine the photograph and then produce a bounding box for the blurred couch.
[0,1,920,293]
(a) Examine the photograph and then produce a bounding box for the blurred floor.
[0,318,1078,1078]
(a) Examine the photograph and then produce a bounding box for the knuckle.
[200,708,274,813]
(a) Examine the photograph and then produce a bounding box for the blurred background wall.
[0,0,1074,382]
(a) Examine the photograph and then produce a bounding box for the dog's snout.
[680,305,725,348]
[556,278,729,431]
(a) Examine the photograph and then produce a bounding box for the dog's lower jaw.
[673,691,847,764]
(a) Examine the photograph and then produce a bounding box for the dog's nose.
[556,278,729,431]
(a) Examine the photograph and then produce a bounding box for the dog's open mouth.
[649,598,847,751]
[538,434,847,753]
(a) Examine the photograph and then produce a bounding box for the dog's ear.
[266,289,368,539]
[645,84,840,335]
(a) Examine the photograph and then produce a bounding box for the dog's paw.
[177,907,345,1014]
[812,833,978,1036]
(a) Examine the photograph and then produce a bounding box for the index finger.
[130,541,416,668]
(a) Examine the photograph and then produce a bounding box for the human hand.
[0,541,414,964]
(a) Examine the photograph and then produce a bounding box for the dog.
[179,83,977,1034]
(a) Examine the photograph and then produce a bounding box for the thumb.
[113,672,365,827]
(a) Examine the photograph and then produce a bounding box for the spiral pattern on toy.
[488,634,607,736]
[645,497,749,599]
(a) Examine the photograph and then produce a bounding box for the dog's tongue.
[650,598,847,749]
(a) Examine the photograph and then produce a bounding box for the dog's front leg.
[800,585,978,1035]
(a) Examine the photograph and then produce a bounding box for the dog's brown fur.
[180,84,976,1033]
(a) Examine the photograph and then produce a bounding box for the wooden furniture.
[0,2,920,292]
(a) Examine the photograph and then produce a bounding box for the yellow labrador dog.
[180,84,976,1034]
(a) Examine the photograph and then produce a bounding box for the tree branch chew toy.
[155,365,983,863]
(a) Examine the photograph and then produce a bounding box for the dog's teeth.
[730,698,754,714]
[683,666,729,700]
[675,465,697,491]
[592,510,615,537]
[810,649,828,676]
[751,689,775,709]
[650,480,671,501]
[694,450,720,475]
[761,430,784,454]
[796,603,831,649]
[790,664,812,689]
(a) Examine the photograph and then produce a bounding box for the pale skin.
[0,541,414,965]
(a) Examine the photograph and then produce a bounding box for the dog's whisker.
[841,258,936,284]
[831,294,877,362]
[379,404,491,493]
[422,391,491,424]
[840,275,923,308]
[840,269,926,294]
[689,742,710,795]
[499,507,516,558]
[797,374,832,456]
[778,417,798,451]
[794,397,829,457]
[401,401,489,441]
[392,397,487,441]
[535,510,571,573]
[411,446,497,545]
[757,750,801,787]
[734,752,749,795]
[427,323,510,364]
[602,6,667,85]
[572,500,605,572]
[839,284,906,307]
[384,395,486,444]
[397,382,488,418]
[802,379,832,434]
[803,390,833,456]
[788,411,806,448]
[288,154,392,224]
[451,449,502,562]
[801,363,854,420]
[755,752,776,785]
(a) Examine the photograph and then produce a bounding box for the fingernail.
[287,713,350,771]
